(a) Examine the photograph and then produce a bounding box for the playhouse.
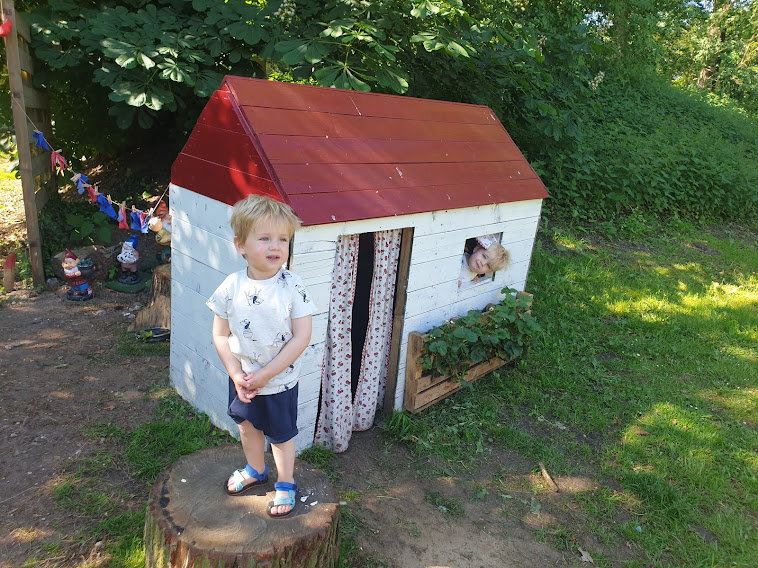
[169,76,548,452]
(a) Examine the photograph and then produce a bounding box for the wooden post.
[2,0,56,286]
[145,445,340,568]
[383,227,413,413]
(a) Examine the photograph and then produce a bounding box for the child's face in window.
[467,246,494,274]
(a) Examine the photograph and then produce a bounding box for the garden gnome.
[148,216,172,264]
[62,249,93,301]
[117,235,140,285]
[154,200,170,222]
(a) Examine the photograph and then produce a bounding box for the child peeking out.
[458,234,510,289]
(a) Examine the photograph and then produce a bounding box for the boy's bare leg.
[228,420,266,491]
[270,439,296,515]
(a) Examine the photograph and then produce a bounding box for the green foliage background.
[10,0,758,221]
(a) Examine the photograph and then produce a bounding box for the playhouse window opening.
[459,233,504,290]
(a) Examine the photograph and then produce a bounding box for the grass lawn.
[385,218,758,567]
[18,217,756,568]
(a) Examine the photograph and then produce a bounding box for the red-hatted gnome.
[117,234,140,285]
[62,249,93,301]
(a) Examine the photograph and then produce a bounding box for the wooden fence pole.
[3,0,54,286]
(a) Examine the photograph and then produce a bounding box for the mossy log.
[133,263,171,331]
[145,444,340,568]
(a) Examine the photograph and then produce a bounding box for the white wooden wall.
[169,184,542,448]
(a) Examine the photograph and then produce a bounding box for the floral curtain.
[314,230,402,452]
[353,229,402,431]
[313,234,360,452]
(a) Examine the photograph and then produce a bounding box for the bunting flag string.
[11,96,163,234]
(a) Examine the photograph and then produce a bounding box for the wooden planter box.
[403,329,507,413]
[403,292,533,414]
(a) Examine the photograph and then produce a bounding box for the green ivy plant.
[65,211,112,245]
[421,288,541,379]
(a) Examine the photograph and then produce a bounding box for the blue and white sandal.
[225,464,268,496]
[267,481,298,518]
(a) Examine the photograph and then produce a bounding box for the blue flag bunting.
[96,194,118,220]
[71,172,89,195]
[32,130,51,151]
[130,211,142,231]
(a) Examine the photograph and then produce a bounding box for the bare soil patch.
[0,286,166,566]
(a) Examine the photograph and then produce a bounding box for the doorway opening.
[314,228,412,452]
[351,232,375,396]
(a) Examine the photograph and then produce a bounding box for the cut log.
[145,444,340,568]
[134,263,171,331]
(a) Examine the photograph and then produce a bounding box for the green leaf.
[335,68,371,92]
[410,32,435,43]
[101,38,135,58]
[126,91,147,107]
[313,65,341,87]
[376,67,409,94]
[194,70,223,97]
[79,221,94,238]
[139,52,156,69]
[276,39,310,65]
[453,328,478,342]
[446,41,470,58]
[65,214,84,228]
[115,54,137,69]
[96,225,112,243]
[423,38,446,52]
[304,42,329,64]
[110,105,137,129]
[137,108,154,129]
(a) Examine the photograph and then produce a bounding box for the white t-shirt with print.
[206,268,316,395]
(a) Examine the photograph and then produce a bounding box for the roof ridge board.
[223,75,492,112]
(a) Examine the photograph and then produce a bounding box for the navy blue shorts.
[227,379,299,444]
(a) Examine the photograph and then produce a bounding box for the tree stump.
[134,263,171,331]
[145,444,340,568]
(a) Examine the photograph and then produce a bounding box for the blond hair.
[484,242,510,272]
[230,195,301,241]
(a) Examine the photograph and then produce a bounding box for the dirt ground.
[0,183,592,567]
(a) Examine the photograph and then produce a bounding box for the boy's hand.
[236,386,258,402]
[244,369,269,391]
[231,372,258,403]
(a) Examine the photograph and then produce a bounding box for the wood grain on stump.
[134,263,171,331]
[145,444,340,568]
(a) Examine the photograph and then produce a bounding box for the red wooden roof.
[172,76,548,226]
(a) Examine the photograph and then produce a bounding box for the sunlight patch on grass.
[699,387,758,423]
[10,527,48,543]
